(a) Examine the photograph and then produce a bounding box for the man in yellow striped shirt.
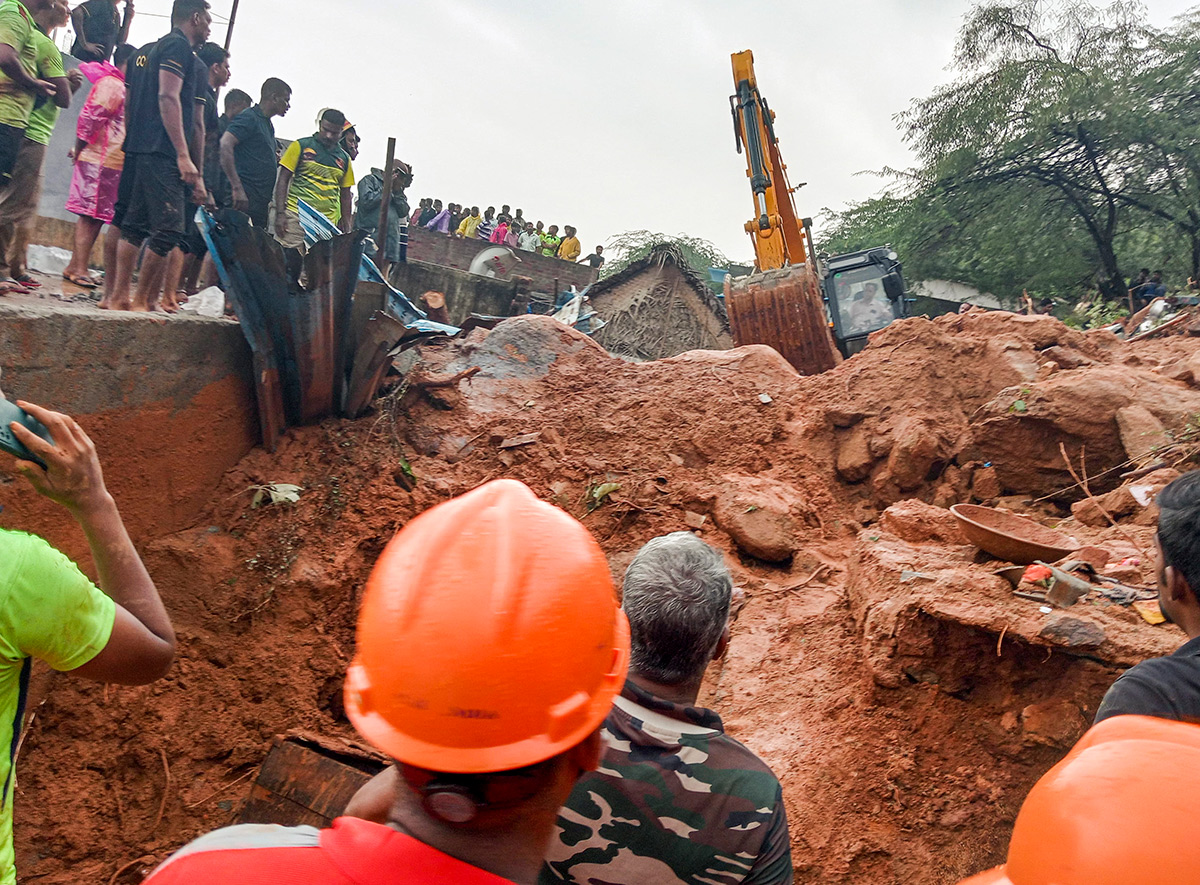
[273,107,354,250]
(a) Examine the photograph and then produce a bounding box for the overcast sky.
[95,0,1200,263]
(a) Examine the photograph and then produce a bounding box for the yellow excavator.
[726,50,907,374]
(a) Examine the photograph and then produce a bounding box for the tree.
[1120,11,1200,280]
[900,0,1151,299]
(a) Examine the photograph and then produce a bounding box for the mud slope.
[16,312,1198,883]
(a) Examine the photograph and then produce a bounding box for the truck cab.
[822,246,908,357]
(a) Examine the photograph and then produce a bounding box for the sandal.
[63,271,99,289]
[14,274,40,289]
[0,280,29,295]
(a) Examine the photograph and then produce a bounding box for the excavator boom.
[729,50,809,271]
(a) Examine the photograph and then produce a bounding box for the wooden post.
[376,136,396,280]
[223,0,240,51]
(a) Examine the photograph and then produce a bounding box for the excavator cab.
[822,247,907,357]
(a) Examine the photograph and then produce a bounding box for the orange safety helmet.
[345,479,630,774]
[958,715,1200,885]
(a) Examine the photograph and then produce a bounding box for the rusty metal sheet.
[343,310,407,419]
[201,208,367,431]
[725,266,841,375]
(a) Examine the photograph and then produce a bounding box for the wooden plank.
[240,783,335,829]
[237,739,379,827]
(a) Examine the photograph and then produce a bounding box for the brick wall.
[405,226,597,296]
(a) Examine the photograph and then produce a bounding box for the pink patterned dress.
[66,61,126,224]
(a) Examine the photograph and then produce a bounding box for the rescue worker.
[957,715,1200,883]
[143,479,630,885]
[1095,469,1200,723]
[540,532,792,884]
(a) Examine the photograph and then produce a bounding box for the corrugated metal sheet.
[201,209,367,449]
[725,266,841,375]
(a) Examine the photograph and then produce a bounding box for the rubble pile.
[16,310,1200,884]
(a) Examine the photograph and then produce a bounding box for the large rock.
[884,418,948,492]
[965,365,1200,498]
[712,475,801,562]
[1116,404,1171,465]
[880,499,966,545]
[836,425,874,483]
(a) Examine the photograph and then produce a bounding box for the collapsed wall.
[14,310,1200,884]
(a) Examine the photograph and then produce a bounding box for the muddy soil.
[14,312,1198,883]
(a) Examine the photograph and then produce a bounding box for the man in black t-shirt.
[103,0,210,312]
[581,245,605,268]
[70,0,132,62]
[220,77,291,229]
[160,40,229,310]
[1096,470,1200,724]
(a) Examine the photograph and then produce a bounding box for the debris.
[239,738,382,829]
[1041,564,1091,609]
[25,244,71,276]
[587,482,621,512]
[177,285,225,318]
[683,511,707,530]
[995,566,1026,588]
[498,432,541,449]
[1116,404,1171,466]
[1070,546,1111,569]
[344,311,409,419]
[758,393,774,404]
[249,483,303,508]
[668,453,685,467]
[1133,599,1167,625]
[1039,616,1106,649]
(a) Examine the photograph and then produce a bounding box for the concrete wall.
[0,305,258,567]
[389,260,524,324]
[39,53,86,224]
[913,279,1010,311]
[405,226,597,297]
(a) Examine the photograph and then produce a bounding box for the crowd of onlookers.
[0,0,605,317]
[406,198,604,268]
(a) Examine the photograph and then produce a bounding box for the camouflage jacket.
[539,681,791,885]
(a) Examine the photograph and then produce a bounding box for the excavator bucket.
[725,265,842,375]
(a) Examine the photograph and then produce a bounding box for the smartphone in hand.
[0,398,53,468]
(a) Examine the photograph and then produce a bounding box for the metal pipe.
[376,136,397,280]
[223,0,240,51]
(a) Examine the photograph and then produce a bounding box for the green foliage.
[602,231,731,293]
[1062,297,1129,330]
[823,0,1200,305]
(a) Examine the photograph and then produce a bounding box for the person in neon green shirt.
[0,399,176,885]
[0,0,59,189]
[0,0,80,290]
[273,107,354,250]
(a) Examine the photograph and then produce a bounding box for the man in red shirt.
[144,479,630,885]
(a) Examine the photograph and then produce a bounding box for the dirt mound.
[16,311,1200,884]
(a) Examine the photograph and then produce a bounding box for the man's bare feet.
[99,296,132,310]
[160,292,180,313]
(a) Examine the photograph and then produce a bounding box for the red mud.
[14,311,1200,883]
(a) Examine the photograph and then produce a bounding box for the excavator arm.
[730,50,810,271]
